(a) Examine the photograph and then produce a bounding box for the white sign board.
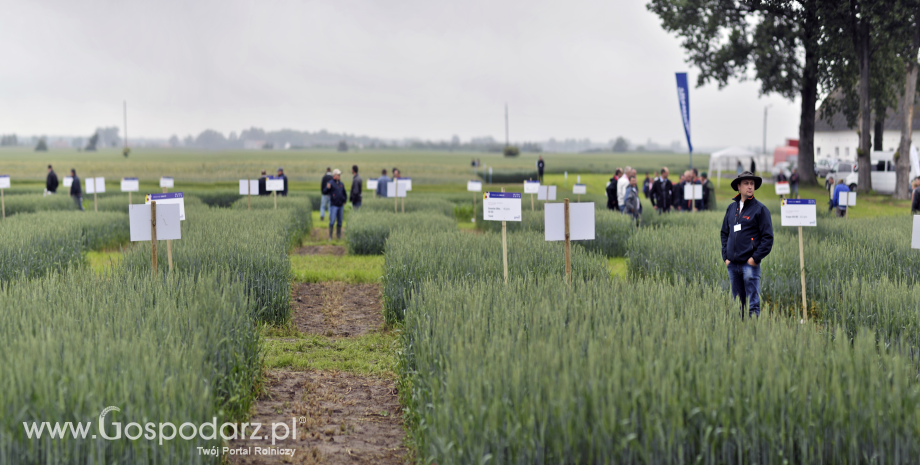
[780,199,817,227]
[524,181,540,194]
[483,192,522,221]
[239,179,259,195]
[160,177,174,188]
[775,182,791,195]
[367,179,379,190]
[86,177,106,194]
[63,176,73,187]
[545,202,596,241]
[537,185,557,201]
[145,192,186,221]
[401,178,412,191]
[129,204,181,242]
[840,191,857,206]
[121,178,139,192]
[573,184,587,195]
[386,181,407,198]
[0,175,8,189]
[467,180,482,192]
[265,177,284,192]
[683,184,703,200]
[913,216,920,249]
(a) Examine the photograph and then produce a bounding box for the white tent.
[708,146,769,187]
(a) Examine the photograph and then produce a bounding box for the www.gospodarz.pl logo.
[22,406,299,446]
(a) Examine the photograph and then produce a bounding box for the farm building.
[815,95,920,160]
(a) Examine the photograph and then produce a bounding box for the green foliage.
[0,211,128,282]
[503,145,520,157]
[188,190,241,208]
[477,170,539,184]
[122,203,310,324]
[474,204,639,256]
[382,230,608,324]
[401,277,920,464]
[347,210,457,255]
[355,197,454,217]
[0,270,259,464]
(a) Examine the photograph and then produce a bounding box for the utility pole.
[763,104,772,155]
[504,103,509,147]
[123,100,128,156]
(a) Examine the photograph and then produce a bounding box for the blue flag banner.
[675,72,693,154]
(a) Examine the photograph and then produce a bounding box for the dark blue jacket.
[720,194,774,264]
[328,179,347,207]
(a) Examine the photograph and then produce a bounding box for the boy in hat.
[720,171,774,318]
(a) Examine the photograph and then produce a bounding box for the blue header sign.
[675,72,693,154]
[783,199,816,205]
[484,192,521,199]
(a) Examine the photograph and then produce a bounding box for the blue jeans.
[73,195,84,211]
[727,262,762,318]
[618,205,625,213]
[329,205,343,227]
[320,195,330,218]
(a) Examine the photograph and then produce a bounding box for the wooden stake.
[401,197,404,213]
[247,180,251,210]
[151,201,158,276]
[273,190,277,210]
[501,187,508,284]
[167,240,173,271]
[564,198,571,284]
[93,180,97,212]
[798,225,807,321]
[163,187,167,194]
[1,188,4,219]
[129,191,132,206]
[531,193,534,211]
[394,179,398,213]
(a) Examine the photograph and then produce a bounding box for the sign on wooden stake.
[130,202,181,275]
[781,199,817,322]
[483,191,522,283]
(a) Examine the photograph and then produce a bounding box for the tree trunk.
[856,21,873,192]
[874,115,884,150]
[895,4,920,200]
[797,1,819,186]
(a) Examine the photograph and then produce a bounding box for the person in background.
[617,166,631,212]
[736,160,744,175]
[789,168,800,198]
[258,170,268,196]
[276,167,288,196]
[650,167,673,213]
[825,176,835,212]
[376,169,390,197]
[688,168,702,211]
[911,178,920,214]
[69,169,84,211]
[720,170,773,319]
[775,170,788,184]
[326,169,347,239]
[606,169,622,211]
[750,158,757,174]
[45,165,58,196]
[642,172,651,198]
[350,165,362,210]
[832,178,849,218]
[623,174,642,224]
[701,172,716,211]
[537,156,545,183]
[672,172,686,212]
[319,167,333,220]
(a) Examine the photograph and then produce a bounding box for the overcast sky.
[0,0,802,149]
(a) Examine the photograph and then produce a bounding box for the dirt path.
[232,273,403,464]
[291,283,383,337]
[228,370,404,465]
[293,245,347,256]
[309,227,346,243]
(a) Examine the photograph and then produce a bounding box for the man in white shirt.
[617,166,632,212]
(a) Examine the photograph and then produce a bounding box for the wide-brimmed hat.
[731,171,762,191]
[332,169,342,176]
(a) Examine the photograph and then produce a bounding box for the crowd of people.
[606,166,717,218]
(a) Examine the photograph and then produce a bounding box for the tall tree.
[647,0,821,186]
[895,1,920,199]
[820,0,905,193]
